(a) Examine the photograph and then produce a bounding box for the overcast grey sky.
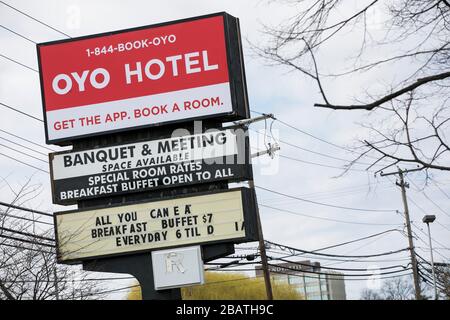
[0,0,449,299]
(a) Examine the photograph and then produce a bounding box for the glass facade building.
[255,261,347,300]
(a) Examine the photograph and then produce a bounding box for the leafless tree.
[254,0,450,175]
[360,288,382,300]
[0,177,104,300]
[435,265,450,299]
[380,277,415,300]
[360,276,415,299]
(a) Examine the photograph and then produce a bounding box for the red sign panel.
[37,13,248,145]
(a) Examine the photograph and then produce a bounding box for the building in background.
[255,261,347,300]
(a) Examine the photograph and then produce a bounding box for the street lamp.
[422,214,438,300]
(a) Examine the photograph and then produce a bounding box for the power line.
[432,181,450,200]
[0,102,43,122]
[410,180,450,219]
[250,110,351,152]
[58,284,138,300]
[0,274,272,287]
[436,221,450,233]
[250,127,376,167]
[257,180,394,204]
[266,238,396,267]
[0,201,53,217]
[0,233,55,248]
[264,248,411,263]
[412,229,440,252]
[265,240,409,259]
[416,257,450,290]
[411,222,449,253]
[411,229,448,263]
[321,229,404,267]
[275,229,403,261]
[277,138,354,163]
[279,154,371,172]
[0,1,71,38]
[201,275,264,286]
[266,261,411,278]
[260,185,394,204]
[418,272,446,292]
[88,284,139,297]
[0,142,48,163]
[0,53,38,72]
[387,171,446,262]
[0,152,49,173]
[417,246,450,251]
[0,128,55,152]
[0,276,137,284]
[0,24,36,43]
[71,278,257,299]
[0,226,54,242]
[416,255,449,289]
[273,268,413,282]
[0,136,47,156]
[251,110,391,165]
[0,139,394,219]
[405,195,450,251]
[260,203,402,226]
[251,145,367,172]
[417,265,446,290]
[67,269,415,299]
[0,211,53,226]
[235,245,411,263]
[205,261,257,267]
[211,267,413,282]
[1,252,412,287]
[256,185,396,212]
[0,136,53,174]
[0,241,53,254]
[207,258,410,274]
[415,252,440,266]
[270,257,409,272]
[383,180,436,301]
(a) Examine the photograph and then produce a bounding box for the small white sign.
[151,246,204,290]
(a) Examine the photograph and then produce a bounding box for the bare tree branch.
[314,71,450,110]
[256,0,450,173]
[0,179,104,300]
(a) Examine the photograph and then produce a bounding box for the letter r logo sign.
[152,246,204,290]
[165,252,186,274]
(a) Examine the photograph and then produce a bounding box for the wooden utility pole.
[381,168,422,299]
[237,113,278,301]
[249,178,273,300]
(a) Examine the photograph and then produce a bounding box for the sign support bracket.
[247,140,280,301]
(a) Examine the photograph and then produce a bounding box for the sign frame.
[48,127,252,205]
[53,187,258,264]
[37,12,249,145]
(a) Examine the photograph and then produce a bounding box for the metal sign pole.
[248,179,273,300]
[247,141,279,301]
[425,222,438,300]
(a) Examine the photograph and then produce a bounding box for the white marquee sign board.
[54,188,257,263]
